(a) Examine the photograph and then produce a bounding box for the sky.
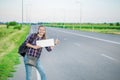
[0,0,120,23]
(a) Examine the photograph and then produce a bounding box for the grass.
[0,27,15,39]
[44,23,120,35]
[73,28,120,35]
[0,25,30,80]
[0,49,19,80]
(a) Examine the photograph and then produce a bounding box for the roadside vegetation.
[43,22,120,35]
[0,23,30,80]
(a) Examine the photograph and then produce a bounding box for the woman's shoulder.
[30,33,37,36]
[26,33,37,39]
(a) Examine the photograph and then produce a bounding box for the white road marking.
[54,29,120,45]
[74,42,119,62]
[101,54,118,62]
[74,43,81,47]
[54,29,120,62]
[36,69,41,80]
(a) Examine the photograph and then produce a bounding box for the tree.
[110,23,113,26]
[6,21,18,28]
[6,22,9,28]
[116,22,120,26]
[9,21,17,26]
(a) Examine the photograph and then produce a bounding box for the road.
[9,25,120,80]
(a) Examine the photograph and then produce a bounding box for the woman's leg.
[24,55,32,80]
[36,59,47,80]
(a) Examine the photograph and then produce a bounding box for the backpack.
[18,41,27,57]
[18,33,37,57]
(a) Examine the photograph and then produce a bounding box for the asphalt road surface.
[9,25,120,80]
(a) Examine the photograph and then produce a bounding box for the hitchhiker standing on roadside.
[24,25,59,80]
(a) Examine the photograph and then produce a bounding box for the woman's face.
[38,27,46,36]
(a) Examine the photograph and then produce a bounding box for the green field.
[43,23,120,35]
[0,25,30,80]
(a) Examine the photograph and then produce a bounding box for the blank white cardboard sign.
[36,39,54,47]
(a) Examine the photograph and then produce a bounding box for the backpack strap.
[32,33,37,40]
[29,33,37,43]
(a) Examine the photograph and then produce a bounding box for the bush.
[9,21,18,26]
[110,23,113,26]
[116,22,120,26]
[13,25,22,30]
[6,21,18,29]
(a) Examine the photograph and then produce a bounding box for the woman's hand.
[26,43,41,49]
[55,39,60,45]
[33,45,41,49]
[50,39,59,49]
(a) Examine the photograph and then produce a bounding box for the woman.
[24,25,59,80]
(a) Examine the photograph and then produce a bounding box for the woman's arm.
[26,43,41,49]
[53,39,59,47]
[46,39,60,51]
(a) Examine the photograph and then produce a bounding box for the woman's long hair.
[37,25,46,39]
